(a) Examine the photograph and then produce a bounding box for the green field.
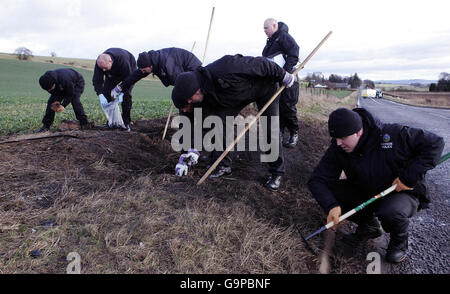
[0,58,172,136]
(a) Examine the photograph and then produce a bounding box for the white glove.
[185,149,200,166]
[282,72,295,88]
[99,94,108,106]
[175,163,188,176]
[111,85,122,100]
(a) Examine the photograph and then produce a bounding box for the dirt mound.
[0,116,365,273]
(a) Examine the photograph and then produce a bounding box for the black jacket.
[45,68,84,107]
[92,48,137,95]
[308,108,445,212]
[262,22,299,73]
[122,47,201,89]
[195,54,286,110]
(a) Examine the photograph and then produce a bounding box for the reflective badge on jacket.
[381,133,393,149]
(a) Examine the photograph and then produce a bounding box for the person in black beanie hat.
[171,72,200,110]
[36,68,91,133]
[170,54,297,191]
[137,52,151,69]
[308,107,444,263]
[39,72,56,91]
[328,107,363,138]
[121,47,201,90]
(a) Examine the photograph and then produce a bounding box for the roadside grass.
[299,89,357,121]
[0,58,172,136]
[382,92,450,108]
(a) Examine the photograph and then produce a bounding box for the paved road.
[358,93,450,274]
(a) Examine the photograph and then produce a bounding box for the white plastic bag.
[101,94,125,129]
[268,54,286,68]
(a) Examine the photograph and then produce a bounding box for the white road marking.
[369,98,381,104]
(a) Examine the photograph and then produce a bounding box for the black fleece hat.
[39,71,56,90]
[171,72,200,108]
[137,52,152,69]
[328,108,363,138]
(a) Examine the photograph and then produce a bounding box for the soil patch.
[0,114,367,273]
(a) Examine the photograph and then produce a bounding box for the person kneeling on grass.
[36,68,92,133]
[307,107,444,263]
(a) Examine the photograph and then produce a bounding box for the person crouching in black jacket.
[121,47,201,90]
[307,108,444,263]
[170,54,297,191]
[93,48,137,131]
[36,68,90,132]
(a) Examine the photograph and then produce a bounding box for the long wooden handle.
[162,103,174,140]
[197,31,333,185]
[162,9,215,141]
[202,7,215,65]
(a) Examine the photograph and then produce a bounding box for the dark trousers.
[279,81,299,133]
[42,78,87,127]
[102,78,134,125]
[331,180,419,236]
[209,83,286,176]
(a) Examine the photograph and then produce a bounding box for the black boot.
[386,232,408,263]
[342,216,382,247]
[284,131,298,148]
[35,125,50,133]
[208,165,232,179]
[264,175,282,191]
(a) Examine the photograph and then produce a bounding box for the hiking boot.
[342,217,382,247]
[208,165,232,179]
[386,233,408,263]
[284,131,298,148]
[264,175,282,191]
[35,125,50,133]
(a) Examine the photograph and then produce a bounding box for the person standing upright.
[262,18,300,148]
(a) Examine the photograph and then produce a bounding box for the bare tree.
[14,47,33,60]
[50,52,57,58]
[439,72,450,81]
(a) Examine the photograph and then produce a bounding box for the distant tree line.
[429,72,450,92]
[305,72,363,88]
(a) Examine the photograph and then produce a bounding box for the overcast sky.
[1,0,449,81]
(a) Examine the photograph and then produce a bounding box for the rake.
[299,151,449,254]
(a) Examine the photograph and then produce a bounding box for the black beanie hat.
[39,71,56,90]
[328,108,363,138]
[137,52,152,69]
[171,72,200,108]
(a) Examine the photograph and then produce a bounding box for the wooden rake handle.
[197,31,333,185]
[162,8,215,141]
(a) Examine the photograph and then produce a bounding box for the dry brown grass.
[384,91,450,108]
[0,90,372,274]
